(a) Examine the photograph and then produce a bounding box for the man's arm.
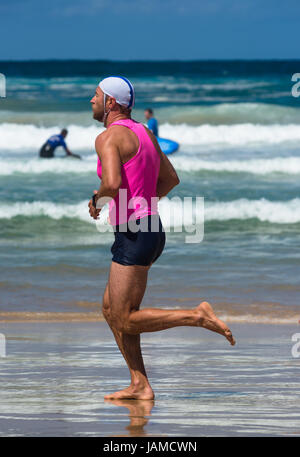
[145,128,180,198]
[63,145,81,159]
[156,148,180,198]
[65,147,72,156]
[60,137,70,155]
[88,133,122,219]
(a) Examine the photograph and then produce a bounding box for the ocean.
[0,60,300,323]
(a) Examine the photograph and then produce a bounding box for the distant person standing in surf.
[144,108,159,137]
[145,107,179,155]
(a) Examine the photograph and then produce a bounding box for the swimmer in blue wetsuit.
[144,108,158,137]
[39,128,81,159]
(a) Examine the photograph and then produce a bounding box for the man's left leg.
[105,261,235,400]
[109,262,235,342]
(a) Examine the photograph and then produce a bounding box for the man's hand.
[66,150,81,160]
[71,153,82,160]
[88,189,101,220]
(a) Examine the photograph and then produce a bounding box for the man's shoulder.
[95,128,122,156]
[104,122,137,142]
[95,129,109,145]
[96,119,140,150]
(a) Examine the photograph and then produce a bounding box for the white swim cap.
[98,76,135,109]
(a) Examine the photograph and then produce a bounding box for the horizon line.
[1,58,300,63]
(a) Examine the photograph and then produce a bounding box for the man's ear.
[109,97,117,111]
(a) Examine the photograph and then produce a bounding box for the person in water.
[89,76,235,400]
[144,108,158,137]
[39,129,81,159]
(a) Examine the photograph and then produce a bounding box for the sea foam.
[1,198,300,226]
[1,122,300,152]
[1,156,300,176]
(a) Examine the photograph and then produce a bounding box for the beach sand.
[0,320,300,437]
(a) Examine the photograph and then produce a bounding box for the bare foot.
[104,385,155,401]
[195,301,236,346]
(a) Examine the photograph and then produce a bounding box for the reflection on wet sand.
[104,399,155,436]
[1,322,300,436]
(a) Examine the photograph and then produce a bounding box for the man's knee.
[109,307,135,333]
[102,304,111,322]
[102,291,111,323]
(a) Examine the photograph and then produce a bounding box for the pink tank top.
[97,118,160,226]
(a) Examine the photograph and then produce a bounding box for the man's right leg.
[102,270,153,399]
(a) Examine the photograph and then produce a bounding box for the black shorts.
[111,215,165,267]
[40,143,55,158]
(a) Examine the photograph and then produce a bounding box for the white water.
[1,122,300,152]
[1,155,300,176]
[1,197,300,225]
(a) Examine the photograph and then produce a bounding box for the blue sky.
[0,0,299,60]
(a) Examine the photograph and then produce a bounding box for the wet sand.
[0,321,300,436]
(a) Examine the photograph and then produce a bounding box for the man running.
[144,108,159,137]
[89,76,235,401]
[39,128,81,159]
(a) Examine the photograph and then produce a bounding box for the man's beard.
[93,110,104,122]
